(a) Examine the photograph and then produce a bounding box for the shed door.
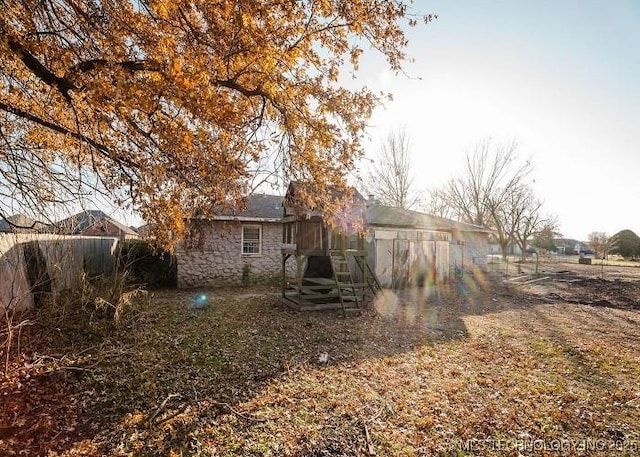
[436,241,449,280]
[375,239,394,288]
[392,239,410,287]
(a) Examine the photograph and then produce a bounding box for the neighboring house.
[366,203,492,287]
[553,238,594,256]
[56,210,140,240]
[175,194,284,287]
[488,235,524,257]
[136,223,155,239]
[0,213,46,233]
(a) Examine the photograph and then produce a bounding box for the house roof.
[86,216,139,236]
[285,181,366,203]
[213,194,284,221]
[56,210,138,235]
[554,238,593,253]
[0,213,45,232]
[56,210,106,233]
[283,181,367,223]
[367,204,492,233]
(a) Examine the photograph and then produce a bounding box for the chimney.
[367,194,376,207]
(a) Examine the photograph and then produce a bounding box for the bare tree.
[433,139,534,258]
[587,232,610,259]
[365,127,422,209]
[489,186,525,260]
[423,188,456,219]
[509,189,546,261]
[440,139,532,226]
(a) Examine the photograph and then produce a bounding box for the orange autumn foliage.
[0,0,433,248]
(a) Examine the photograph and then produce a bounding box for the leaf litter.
[1,273,639,456]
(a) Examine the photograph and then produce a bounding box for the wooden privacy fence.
[0,233,119,310]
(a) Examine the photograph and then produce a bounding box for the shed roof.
[367,204,491,233]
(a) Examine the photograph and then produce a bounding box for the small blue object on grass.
[191,294,210,310]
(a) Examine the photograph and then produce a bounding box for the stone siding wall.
[176,220,283,288]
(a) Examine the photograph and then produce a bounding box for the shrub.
[609,229,640,259]
[116,240,177,288]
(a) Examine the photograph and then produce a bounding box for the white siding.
[371,228,451,287]
[449,231,489,271]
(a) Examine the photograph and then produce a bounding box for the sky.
[353,0,640,241]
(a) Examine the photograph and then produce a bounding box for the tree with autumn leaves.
[0,0,432,247]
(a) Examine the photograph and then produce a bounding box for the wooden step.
[341,295,358,301]
[343,308,361,314]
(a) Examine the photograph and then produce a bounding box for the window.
[242,225,261,255]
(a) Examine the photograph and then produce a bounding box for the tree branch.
[214,78,271,99]
[6,37,75,101]
[0,100,139,171]
[69,59,161,75]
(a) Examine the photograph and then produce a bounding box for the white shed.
[366,204,491,287]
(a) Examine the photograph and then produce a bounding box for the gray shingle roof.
[285,181,366,203]
[56,210,138,235]
[553,238,593,253]
[0,213,44,232]
[87,216,139,236]
[56,210,107,233]
[367,204,491,233]
[214,194,284,220]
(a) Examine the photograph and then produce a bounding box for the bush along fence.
[1,234,176,311]
[1,233,176,376]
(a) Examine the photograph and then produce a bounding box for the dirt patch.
[509,262,640,311]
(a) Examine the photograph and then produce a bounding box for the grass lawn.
[2,278,639,456]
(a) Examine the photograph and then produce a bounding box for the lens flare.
[191,294,210,309]
[372,267,491,331]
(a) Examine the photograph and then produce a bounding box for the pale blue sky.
[356,0,640,240]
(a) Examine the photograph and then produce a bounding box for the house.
[175,194,285,288]
[176,185,492,291]
[366,203,492,287]
[56,210,140,240]
[553,238,594,256]
[488,234,523,257]
[0,213,46,233]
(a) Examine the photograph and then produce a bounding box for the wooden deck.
[282,275,365,312]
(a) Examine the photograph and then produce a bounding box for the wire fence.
[486,253,640,279]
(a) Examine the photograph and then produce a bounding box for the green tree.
[609,229,640,259]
